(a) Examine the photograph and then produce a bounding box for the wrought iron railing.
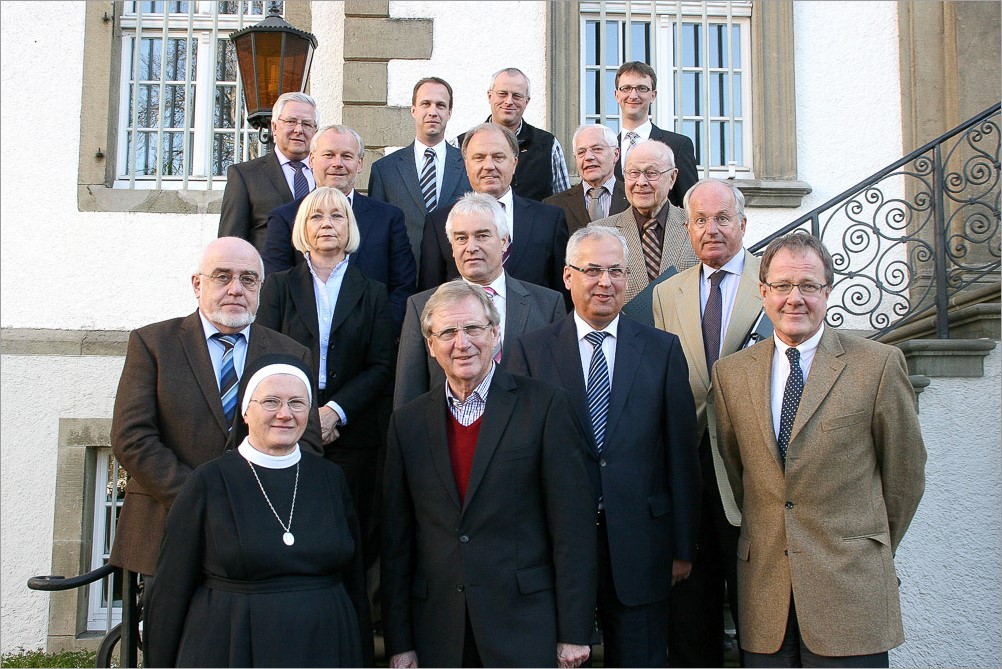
[750,103,1001,339]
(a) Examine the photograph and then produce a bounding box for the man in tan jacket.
[712,233,926,667]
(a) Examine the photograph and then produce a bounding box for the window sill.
[731,179,813,208]
[77,185,223,214]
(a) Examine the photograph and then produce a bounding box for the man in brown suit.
[712,233,926,667]
[109,237,322,580]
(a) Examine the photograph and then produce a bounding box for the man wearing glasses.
[218,92,319,253]
[109,237,322,613]
[454,67,570,202]
[613,61,698,208]
[590,139,698,301]
[382,280,596,669]
[652,179,769,666]
[508,226,700,667]
[544,124,630,234]
[712,233,926,667]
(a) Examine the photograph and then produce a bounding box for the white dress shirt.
[414,140,447,203]
[573,312,620,386]
[769,325,824,440]
[466,273,507,345]
[619,120,653,170]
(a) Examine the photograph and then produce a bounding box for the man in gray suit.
[544,124,629,234]
[218,93,318,252]
[109,237,322,581]
[653,179,768,666]
[395,192,565,409]
[590,140,697,302]
[368,77,471,266]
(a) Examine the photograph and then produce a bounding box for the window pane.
[128,132,157,175]
[132,84,160,128]
[137,37,161,80]
[733,73,742,115]
[732,24,742,68]
[681,23,701,68]
[216,38,238,81]
[585,70,600,116]
[585,20,599,66]
[164,38,194,81]
[164,84,188,127]
[684,120,702,165]
[682,72,702,116]
[215,84,239,128]
[604,69,619,117]
[710,120,729,167]
[709,24,728,69]
[605,20,619,65]
[629,21,649,62]
[606,118,620,134]
[710,72,728,116]
[734,121,743,165]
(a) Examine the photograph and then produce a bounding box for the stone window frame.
[76,1,312,215]
[549,1,811,207]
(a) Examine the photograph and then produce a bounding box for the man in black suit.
[545,124,629,234]
[382,281,596,668]
[419,123,570,300]
[110,237,322,583]
[395,192,565,408]
[613,61,698,207]
[368,77,471,267]
[218,93,318,252]
[262,124,416,329]
[508,226,700,667]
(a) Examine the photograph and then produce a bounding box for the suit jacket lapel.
[674,267,709,389]
[745,338,782,468]
[463,371,516,513]
[788,328,846,449]
[502,276,530,351]
[265,151,293,198]
[329,266,365,336]
[552,316,599,455]
[605,210,648,299]
[610,181,630,216]
[423,388,462,511]
[566,184,589,231]
[179,311,229,433]
[289,263,322,346]
[396,143,427,213]
[507,197,532,268]
[603,318,643,451]
[722,252,764,354]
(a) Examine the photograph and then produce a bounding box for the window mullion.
[154,4,170,189]
[128,5,144,188]
[181,1,196,188]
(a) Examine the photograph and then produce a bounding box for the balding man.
[420,123,570,299]
[590,139,698,301]
[110,238,322,585]
[396,192,565,408]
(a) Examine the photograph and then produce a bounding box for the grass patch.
[1,648,97,668]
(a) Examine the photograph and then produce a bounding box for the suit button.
[459,535,470,543]
[456,585,465,592]
[784,549,789,556]
[599,459,607,467]
[785,501,794,509]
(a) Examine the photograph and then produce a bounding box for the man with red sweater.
[382,281,597,668]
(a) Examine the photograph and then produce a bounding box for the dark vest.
[458,118,557,202]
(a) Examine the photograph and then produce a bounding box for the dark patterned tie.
[702,270,726,373]
[499,201,510,266]
[419,148,438,211]
[777,347,804,468]
[288,160,310,199]
[213,333,240,427]
[585,331,611,451]
[625,131,640,158]
[641,218,661,280]
[587,186,606,222]
[482,286,503,363]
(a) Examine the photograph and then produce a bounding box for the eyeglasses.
[568,264,629,280]
[574,145,614,158]
[688,214,737,229]
[249,397,311,413]
[430,323,494,342]
[624,168,673,182]
[276,117,318,131]
[200,272,261,290]
[489,90,527,103]
[617,84,652,94]
[763,282,828,296]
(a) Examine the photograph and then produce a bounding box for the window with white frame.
[115,1,280,190]
[580,1,753,178]
[86,449,127,631]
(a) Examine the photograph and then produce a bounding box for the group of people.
[107,60,928,669]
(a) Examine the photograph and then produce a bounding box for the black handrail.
[749,102,1001,339]
[27,564,116,591]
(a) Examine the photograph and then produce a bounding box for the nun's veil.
[224,353,314,451]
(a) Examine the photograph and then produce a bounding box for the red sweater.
[446,413,483,503]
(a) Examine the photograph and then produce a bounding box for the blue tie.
[214,333,240,428]
[777,347,804,467]
[585,331,611,451]
[289,160,310,199]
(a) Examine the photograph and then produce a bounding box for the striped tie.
[214,333,240,428]
[482,286,503,363]
[419,148,438,211]
[641,218,661,280]
[585,331,611,451]
[288,160,310,199]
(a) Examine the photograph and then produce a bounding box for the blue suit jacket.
[418,194,570,303]
[507,313,700,606]
[262,192,416,329]
[367,142,471,267]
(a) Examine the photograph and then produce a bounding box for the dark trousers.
[668,431,741,667]
[744,598,889,668]
[597,511,671,667]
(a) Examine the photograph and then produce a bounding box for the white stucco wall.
[0,355,125,652]
[892,344,1002,668]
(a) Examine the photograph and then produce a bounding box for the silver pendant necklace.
[247,459,299,546]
